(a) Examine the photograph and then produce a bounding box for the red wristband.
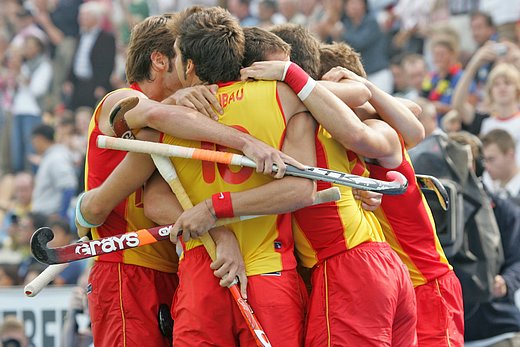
[211,192,234,218]
[282,62,317,101]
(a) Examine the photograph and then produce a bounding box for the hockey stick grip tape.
[24,263,69,297]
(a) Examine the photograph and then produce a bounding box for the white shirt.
[480,114,520,164]
[32,144,77,216]
[73,28,101,80]
[483,170,520,200]
[12,57,53,116]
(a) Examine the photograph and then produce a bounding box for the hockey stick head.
[386,171,408,188]
[109,96,139,139]
[416,174,449,211]
[30,227,57,265]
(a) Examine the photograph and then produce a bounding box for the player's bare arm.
[322,67,425,148]
[78,129,159,228]
[143,170,247,296]
[162,84,223,120]
[241,61,401,161]
[317,79,372,108]
[102,91,303,177]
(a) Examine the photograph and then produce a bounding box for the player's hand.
[163,85,223,120]
[352,188,382,211]
[240,61,288,82]
[492,275,507,298]
[322,66,365,84]
[210,227,248,298]
[75,196,90,238]
[170,200,217,243]
[75,221,90,238]
[241,135,305,178]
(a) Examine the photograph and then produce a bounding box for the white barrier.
[0,285,74,347]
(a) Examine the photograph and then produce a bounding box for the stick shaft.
[30,189,339,265]
[24,263,68,297]
[152,155,217,259]
[97,136,407,194]
[152,154,271,347]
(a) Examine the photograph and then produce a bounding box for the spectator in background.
[0,30,10,167]
[228,0,260,27]
[441,110,463,134]
[30,124,77,219]
[390,0,435,56]
[422,26,468,118]
[479,0,520,43]
[415,97,444,137]
[300,0,325,31]
[449,131,520,347]
[115,0,149,45]
[61,266,93,347]
[0,315,30,347]
[471,11,498,49]
[8,6,48,51]
[72,106,92,195]
[32,0,83,112]
[470,11,499,106]
[8,212,47,283]
[311,0,344,42]
[0,172,33,245]
[63,1,116,111]
[257,0,285,28]
[54,113,85,171]
[389,54,408,96]
[481,129,520,202]
[441,0,480,62]
[341,0,393,93]
[0,45,22,174]
[400,53,428,100]
[0,263,20,287]
[452,45,520,161]
[10,35,52,173]
[278,0,306,25]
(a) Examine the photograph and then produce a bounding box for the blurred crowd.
[1,0,520,345]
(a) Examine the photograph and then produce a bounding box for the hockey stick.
[152,154,271,347]
[30,187,340,265]
[416,174,449,211]
[24,236,90,297]
[97,136,408,195]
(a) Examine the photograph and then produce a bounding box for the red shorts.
[87,261,178,347]
[172,246,307,347]
[415,270,464,347]
[305,242,417,347]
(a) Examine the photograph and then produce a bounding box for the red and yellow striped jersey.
[161,80,296,276]
[293,127,385,268]
[368,145,452,287]
[85,88,178,273]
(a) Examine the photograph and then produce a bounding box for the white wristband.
[75,192,102,229]
[297,78,317,101]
